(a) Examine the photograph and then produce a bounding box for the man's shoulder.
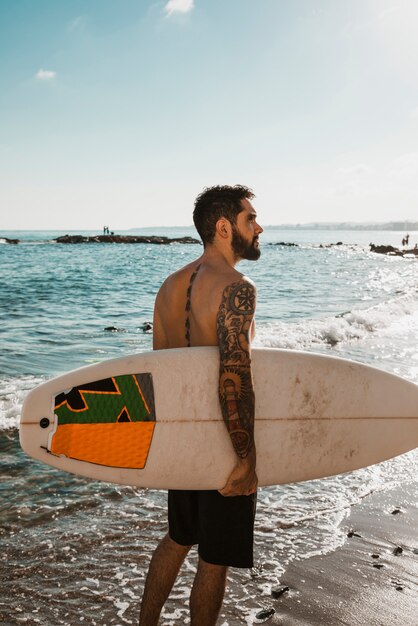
[217,275,257,323]
[157,261,198,296]
[220,272,257,294]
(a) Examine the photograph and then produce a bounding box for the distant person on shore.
[405,233,410,246]
[402,237,406,247]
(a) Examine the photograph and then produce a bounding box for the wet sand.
[259,481,418,626]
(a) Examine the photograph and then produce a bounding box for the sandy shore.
[257,481,418,626]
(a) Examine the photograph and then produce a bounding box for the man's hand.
[219,448,258,497]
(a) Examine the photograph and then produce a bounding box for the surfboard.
[19,347,418,489]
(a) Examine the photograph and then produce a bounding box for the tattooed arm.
[217,280,258,497]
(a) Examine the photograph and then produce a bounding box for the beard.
[231,226,261,261]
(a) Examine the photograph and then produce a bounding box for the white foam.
[114,599,129,620]
[161,608,188,622]
[0,375,46,430]
[254,291,418,350]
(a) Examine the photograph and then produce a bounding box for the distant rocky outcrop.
[319,242,344,248]
[370,244,418,257]
[1,237,19,244]
[54,234,200,245]
[269,241,299,247]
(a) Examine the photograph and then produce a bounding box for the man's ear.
[215,217,231,240]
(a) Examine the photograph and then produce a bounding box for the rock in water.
[271,585,289,598]
[1,237,20,244]
[255,607,275,621]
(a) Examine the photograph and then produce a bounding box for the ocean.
[1,227,418,625]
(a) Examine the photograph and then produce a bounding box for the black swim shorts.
[168,489,257,568]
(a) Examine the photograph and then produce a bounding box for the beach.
[256,481,418,626]
[1,228,418,625]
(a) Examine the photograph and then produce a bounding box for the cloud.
[372,2,418,85]
[339,165,375,176]
[333,164,377,198]
[389,152,418,183]
[377,6,401,23]
[35,69,56,81]
[165,0,194,16]
[68,15,87,32]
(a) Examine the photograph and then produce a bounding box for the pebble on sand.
[347,530,362,538]
[255,607,276,621]
[271,585,290,598]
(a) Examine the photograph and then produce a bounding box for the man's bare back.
[153,258,254,351]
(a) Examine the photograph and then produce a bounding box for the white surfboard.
[19,348,418,489]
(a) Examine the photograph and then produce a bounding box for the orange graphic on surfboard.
[50,374,156,468]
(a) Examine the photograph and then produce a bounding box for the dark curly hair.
[193,184,255,246]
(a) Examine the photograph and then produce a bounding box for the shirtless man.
[139,185,263,626]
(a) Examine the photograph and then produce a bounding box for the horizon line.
[2,220,418,233]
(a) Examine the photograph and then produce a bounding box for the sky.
[1,0,418,229]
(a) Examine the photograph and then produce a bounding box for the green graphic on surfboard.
[51,374,156,468]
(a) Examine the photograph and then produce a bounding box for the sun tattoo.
[229,283,256,315]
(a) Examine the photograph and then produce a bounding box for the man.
[139,185,263,626]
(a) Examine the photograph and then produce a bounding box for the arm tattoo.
[217,281,256,459]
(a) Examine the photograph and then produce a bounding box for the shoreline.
[259,480,418,625]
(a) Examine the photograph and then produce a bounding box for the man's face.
[231,200,263,261]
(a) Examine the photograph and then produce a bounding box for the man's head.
[193,185,262,260]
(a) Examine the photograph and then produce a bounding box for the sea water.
[1,228,418,625]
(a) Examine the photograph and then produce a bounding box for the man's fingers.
[218,471,258,497]
[219,485,254,497]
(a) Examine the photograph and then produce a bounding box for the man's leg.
[190,557,228,626]
[139,533,192,626]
